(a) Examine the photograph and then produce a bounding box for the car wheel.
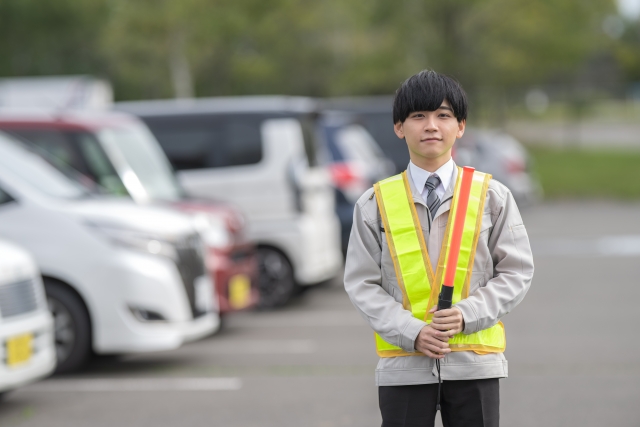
[256,248,295,309]
[44,280,91,374]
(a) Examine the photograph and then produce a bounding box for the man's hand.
[414,306,465,358]
[414,325,450,359]
[429,305,465,337]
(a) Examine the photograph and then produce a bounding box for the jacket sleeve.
[454,188,534,334]
[343,195,426,353]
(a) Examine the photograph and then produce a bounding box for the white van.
[116,97,343,307]
[0,131,219,373]
[0,240,56,398]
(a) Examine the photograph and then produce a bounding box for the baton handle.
[437,285,453,311]
[434,285,453,413]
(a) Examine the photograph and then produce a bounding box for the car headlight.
[85,221,179,261]
[191,213,231,249]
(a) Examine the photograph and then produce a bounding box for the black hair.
[392,70,468,124]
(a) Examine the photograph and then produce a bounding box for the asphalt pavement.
[1,201,640,427]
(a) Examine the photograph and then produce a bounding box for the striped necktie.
[425,174,442,220]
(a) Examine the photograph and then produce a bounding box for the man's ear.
[393,121,405,139]
[456,119,466,138]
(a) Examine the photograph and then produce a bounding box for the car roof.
[115,95,319,117]
[0,107,140,131]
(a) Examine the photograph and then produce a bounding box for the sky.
[617,0,640,19]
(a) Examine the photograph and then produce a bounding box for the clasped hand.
[414,306,465,359]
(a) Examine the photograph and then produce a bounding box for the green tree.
[0,0,107,77]
[0,0,622,101]
[614,18,640,82]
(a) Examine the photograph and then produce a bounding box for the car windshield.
[4,128,129,196]
[0,132,88,199]
[98,125,183,202]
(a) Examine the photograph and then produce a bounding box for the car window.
[320,125,346,162]
[333,124,384,164]
[98,125,182,201]
[143,114,263,170]
[6,129,82,176]
[225,119,263,167]
[360,113,409,173]
[0,133,87,199]
[74,132,129,196]
[5,128,128,196]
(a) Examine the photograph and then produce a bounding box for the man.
[344,70,534,427]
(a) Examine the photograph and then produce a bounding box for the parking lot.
[1,201,640,427]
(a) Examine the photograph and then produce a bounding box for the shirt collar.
[409,157,455,192]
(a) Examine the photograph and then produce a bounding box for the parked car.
[321,97,407,174]
[116,96,343,307]
[455,129,542,205]
[316,112,395,253]
[0,131,219,372]
[323,97,541,205]
[0,110,259,313]
[0,240,56,399]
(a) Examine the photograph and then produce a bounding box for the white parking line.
[209,339,318,354]
[25,377,242,392]
[228,313,366,328]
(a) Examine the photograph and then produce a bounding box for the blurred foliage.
[613,18,640,82]
[0,0,108,76]
[0,0,634,101]
[529,146,640,199]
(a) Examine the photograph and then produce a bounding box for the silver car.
[456,128,542,206]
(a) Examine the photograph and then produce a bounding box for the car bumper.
[0,310,56,393]
[181,311,219,343]
[90,252,220,354]
[103,308,220,354]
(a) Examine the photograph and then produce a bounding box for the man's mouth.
[422,137,441,142]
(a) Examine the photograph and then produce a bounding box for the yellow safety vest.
[373,167,506,357]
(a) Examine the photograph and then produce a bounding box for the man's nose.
[423,115,438,131]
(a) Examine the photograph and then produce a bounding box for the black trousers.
[379,379,500,427]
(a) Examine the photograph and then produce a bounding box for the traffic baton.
[435,166,475,411]
[437,166,475,311]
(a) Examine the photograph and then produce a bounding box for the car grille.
[175,233,206,318]
[0,279,40,318]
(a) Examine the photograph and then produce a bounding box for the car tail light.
[328,162,365,190]
[505,158,526,174]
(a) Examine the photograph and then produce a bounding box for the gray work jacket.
[344,162,534,386]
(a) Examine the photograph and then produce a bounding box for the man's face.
[393,100,465,165]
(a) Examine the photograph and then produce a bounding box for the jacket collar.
[405,160,459,219]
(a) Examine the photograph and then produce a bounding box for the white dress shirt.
[409,158,455,204]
